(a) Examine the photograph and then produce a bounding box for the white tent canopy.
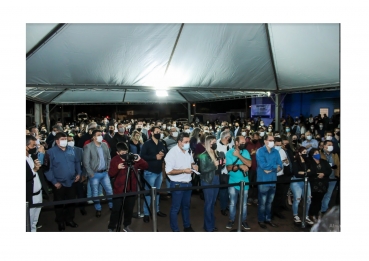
[26,23,339,104]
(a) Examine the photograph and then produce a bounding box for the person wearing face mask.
[189,127,202,152]
[290,134,300,152]
[198,135,223,231]
[310,123,317,136]
[216,130,234,216]
[164,132,199,232]
[267,125,273,135]
[26,135,43,232]
[140,126,168,223]
[317,123,325,138]
[111,122,130,156]
[225,136,252,230]
[325,131,340,156]
[44,132,82,231]
[245,133,262,206]
[319,140,340,214]
[163,127,180,197]
[255,134,283,229]
[46,125,63,149]
[258,128,266,146]
[82,130,113,218]
[103,124,116,156]
[289,147,314,225]
[233,121,242,137]
[129,130,143,155]
[301,131,318,154]
[107,142,148,232]
[308,148,331,223]
[291,120,301,137]
[77,122,97,148]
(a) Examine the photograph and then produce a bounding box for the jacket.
[108,155,148,194]
[198,151,218,184]
[309,158,331,193]
[83,142,111,177]
[26,161,34,204]
[320,151,340,178]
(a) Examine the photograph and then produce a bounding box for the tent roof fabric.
[26,23,340,104]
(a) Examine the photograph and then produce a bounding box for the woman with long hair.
[129,130,143,155]
[198,135,223,232]
[308,148,331,223]
[290,147,314,225]
[190,127,202,152]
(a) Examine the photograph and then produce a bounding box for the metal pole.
[275,93,280,132]
[26,202,31,232]
[187,102,191,123]
[61,105,64,126]
[237,181,245,232]
[301,177,309,228]
[137,170,143,218]
[151,187,158,232]
[34,103,40,128]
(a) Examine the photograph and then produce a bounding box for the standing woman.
[190,127,202,152]
[198,135,223,232]
[129,130,143,155]
[308,148,331,222]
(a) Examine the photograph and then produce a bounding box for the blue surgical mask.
[286,128,290,132]
[182,143,190,150]
[275,146,281,151]
[313,154,321,160]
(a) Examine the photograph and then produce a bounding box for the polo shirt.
[225,148,251,190]
[164,145,195,182]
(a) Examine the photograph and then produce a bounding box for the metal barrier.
[28,177,337,232]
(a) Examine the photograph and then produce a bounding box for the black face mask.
[153,133,161,140]
[137,128,142,132]
[28,146,37,155]
[252,140,258,144]
[120,154,127,160]
[238,144,246,150]
[211,143,217,150]
[301,154,308,158]
[228,137,232,143]
[109,130,114,134]
[292,140,297,144]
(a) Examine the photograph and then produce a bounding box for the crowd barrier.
[26,177,339,232]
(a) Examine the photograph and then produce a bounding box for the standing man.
[165,132,199,232]
[256,134,283,229]
[140,126,168,223]
[225,136,252,230]
[245,132,262,205]
[111,122,130,156]
[302,130,318,154]
[103,124,116,157]
[44,132,82,231]
[26,135,42,232]
[83,129,113,217]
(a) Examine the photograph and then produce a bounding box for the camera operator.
[108,142,148,232]
[225,136,252,230]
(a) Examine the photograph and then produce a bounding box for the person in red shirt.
[245,132,262,205]
[107,142,148,232]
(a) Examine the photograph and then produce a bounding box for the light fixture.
[156,90,168,97]
[266,91,271,97]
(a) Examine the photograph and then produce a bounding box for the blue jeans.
[90,172,113,211]
[228,185,248,222]
[219,188,229,210]
[166,177,171,194]
[201,176,220,231]
[170,181,192,232]
[257,185,276,222]
[143,171,162,216]
[87,179,103,198]
[290,177,311,216]
[321,174,337,212]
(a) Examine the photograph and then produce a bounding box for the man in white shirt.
[164,132,199,232]
[216,130,234,216]
[26,135,43,232]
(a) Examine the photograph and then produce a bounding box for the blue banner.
[251,104,271,117]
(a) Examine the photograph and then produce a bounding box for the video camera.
[124,152,139,165]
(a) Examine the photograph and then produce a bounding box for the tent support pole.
[46,104,50,132]
[275,93,280,131]
[187,102,191,123]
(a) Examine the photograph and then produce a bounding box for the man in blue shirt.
[256,134,283,229]
[225,136,252,230]
[45,132,82,231]
[301,130,318,153]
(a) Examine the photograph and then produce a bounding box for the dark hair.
[116,142,128,152]
[151,126,160,133]
[55,132,67,140]
[264,133,274,140]
[281,135,288,141]
[26,135,37,146]
[323,140,333,146]
[177,132,190,142]
[309,148,319,159]
[274,137,282,143]
[91,129,102,137]
[234,135,244,144]
[252,132,260,138]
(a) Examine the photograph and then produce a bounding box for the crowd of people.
[26,113,340,232]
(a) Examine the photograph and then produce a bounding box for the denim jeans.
[228,185,248,222]
[90,172,113,211]
[169,181,192,232]
[87,179,103,198]
[143,170,162,216]
[290,176,311,216]
[257,185,276,222]
[219,187,229,211]
[321,173,337,212]
[201,175,220,231]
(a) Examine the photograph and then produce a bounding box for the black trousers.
[248,170,258,200]
[108,195,136,230]
[309,192,325,216]
[272,175,290,214]
[76,181,86,210]
[52,183,77,223]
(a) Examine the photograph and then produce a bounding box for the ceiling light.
[156,90,168,97]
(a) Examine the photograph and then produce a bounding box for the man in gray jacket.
[83,129,113,217]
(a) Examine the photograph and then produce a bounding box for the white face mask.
[167,127,171,130]
[160,133,164,139]
[172,132,178,138]
[59,140,68,147]
[241,132,246,136]
[267,141,274,148]
[127,125,131,129]
[268,128,272,132]
[204,130,209,133]
[260,132,265,137]
[327,145,333,152]
[326,136,332,140]
[260,123,264,126]
[67,141,75,147]
[52,131,56,136]
[306,135,312,140]
[163,125,166,129]
[96,136,103,143]
[173,124,176,127]
[185,129,191,133]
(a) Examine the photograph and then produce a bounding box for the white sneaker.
[293,215,301,223]
[123,226,134,232]
[87,200,94,204]
[305,216,314,225]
